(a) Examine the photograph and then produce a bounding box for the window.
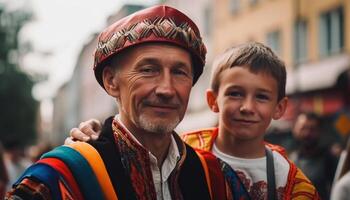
[319,7,344,57]
[294,19,308,64]
[230,0,240,14]
[266,30,281,56]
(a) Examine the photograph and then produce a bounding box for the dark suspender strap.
[266,147,276,200]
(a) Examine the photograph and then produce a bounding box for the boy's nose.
[240,99,255,114]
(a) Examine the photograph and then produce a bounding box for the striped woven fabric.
[68,142,117,200]
[38,157,83,200]
[13,163,63,200]
[41,145,105,200]
[13,143,117,200]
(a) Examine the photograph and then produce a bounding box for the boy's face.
[207,66,287,142]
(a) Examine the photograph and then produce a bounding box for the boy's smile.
[207,66,287,145]
[233,118,259,125]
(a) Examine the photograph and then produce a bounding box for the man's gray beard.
[138,114,180,134]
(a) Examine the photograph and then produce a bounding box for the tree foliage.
[0,3,38,147]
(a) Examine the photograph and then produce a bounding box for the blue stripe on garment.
[41,145,105,200]
[14,163,62,200]
[220,160,251,200]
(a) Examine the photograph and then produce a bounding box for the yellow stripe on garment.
[69,142,118,200]
[195,151,213,200]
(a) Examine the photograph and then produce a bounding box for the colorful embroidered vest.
[8,118,249,200]
[182,127,321,200]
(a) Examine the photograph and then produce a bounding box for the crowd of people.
[2,4,350,200]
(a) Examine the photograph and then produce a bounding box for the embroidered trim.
[111,119,157,200]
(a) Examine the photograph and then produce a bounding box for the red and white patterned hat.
[93,5,207,88]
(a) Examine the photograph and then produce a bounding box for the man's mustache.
[142,98,180,108]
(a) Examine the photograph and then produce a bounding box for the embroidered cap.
[94,5,207,88]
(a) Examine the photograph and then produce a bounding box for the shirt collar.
[114,114,180,164]
[114,114,143,146]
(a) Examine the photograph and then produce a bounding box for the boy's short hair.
[210,42,286,101]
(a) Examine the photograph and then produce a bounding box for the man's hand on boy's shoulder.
[64,119,102,145]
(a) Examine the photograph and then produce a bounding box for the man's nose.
[155,72,176,98]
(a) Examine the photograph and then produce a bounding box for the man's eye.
[174,69,188,76]
[140,67,156,73]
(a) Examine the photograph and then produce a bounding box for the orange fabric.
[195,150,213,199]
[69,142,118,200]
[181,127,218,151]
[284,161,320,200]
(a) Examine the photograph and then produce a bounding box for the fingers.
[70,127,91,142]
[90,119,102,140]
[64,137,75,145]
[79,120,101,139]
[90,134,99,140]
[89,119,102,132]
[67,119,102,143]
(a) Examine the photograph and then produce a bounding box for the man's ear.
[102,66,120,98]
[206,89,219,113]
[273,97,288,120]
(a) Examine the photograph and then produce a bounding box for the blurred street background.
[0,0,350,199]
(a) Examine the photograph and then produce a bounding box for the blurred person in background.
[289,111,338,200]
[27,142,53,163]
[3,140,31,191]
[264,125,295,154]
[0,143,9,199]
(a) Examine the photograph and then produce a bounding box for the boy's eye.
[228,91,243,98]
[256,94,270,101]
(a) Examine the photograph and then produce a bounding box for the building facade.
[212,0,350,134]
[51,4,147,144]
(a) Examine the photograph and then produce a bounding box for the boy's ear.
[102,66,120,98]
[206,89,219,113]
[272,97,288,120]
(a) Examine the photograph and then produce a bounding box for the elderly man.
[6,5,248,200]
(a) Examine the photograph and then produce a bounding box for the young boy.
[182,42,319,199]
[70,42,319,199]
